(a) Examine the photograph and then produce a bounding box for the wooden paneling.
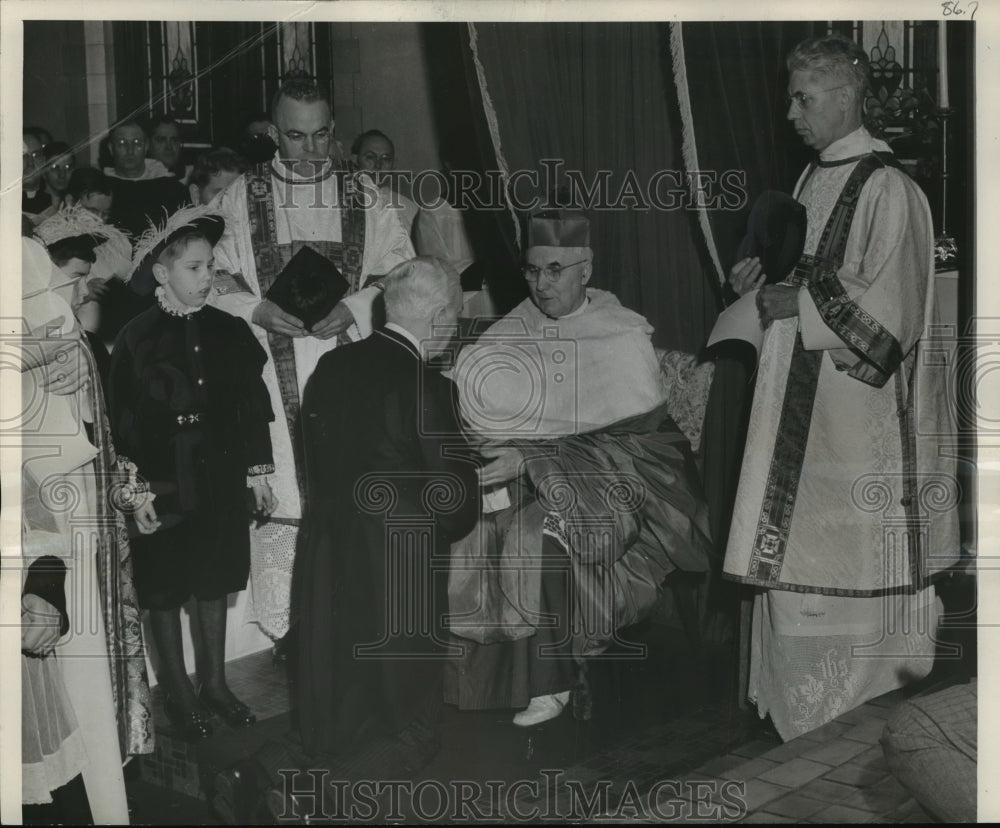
[23,21,90,152]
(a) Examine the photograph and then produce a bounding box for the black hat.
[130,205,226,296]
[736,190,807,285]
[265,245,350,331]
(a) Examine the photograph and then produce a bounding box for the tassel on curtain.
[668,22,726,292]
[467,22,522,252]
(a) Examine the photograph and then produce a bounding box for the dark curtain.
[678,22,820,277]
[675,23,821,672]
[676,22,821,560]
[458,22,717,353]
[23,22,90,152]
[111,22,150,124]
[422,24,528,315]
[105,22,151,169]
[200,22,271,148]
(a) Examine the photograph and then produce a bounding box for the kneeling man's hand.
[311,302,355,340]
[478,446,524,488]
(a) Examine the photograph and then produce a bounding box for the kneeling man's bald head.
[384,257,462,320]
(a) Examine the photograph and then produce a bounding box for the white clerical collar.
[271,157,335,183]
[384,322,422,354]
[104,159,173,181]
[819,126,891,163]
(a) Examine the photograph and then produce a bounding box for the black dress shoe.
[198,686,257,728]
[163,694,213,741]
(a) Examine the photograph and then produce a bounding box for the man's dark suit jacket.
[295,327,479,764]
[107,175,188,242]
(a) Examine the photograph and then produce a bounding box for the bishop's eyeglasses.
[522,258,588,283]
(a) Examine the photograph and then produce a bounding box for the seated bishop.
[446,210,713,726]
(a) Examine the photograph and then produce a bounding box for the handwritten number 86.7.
[941,1,978,18]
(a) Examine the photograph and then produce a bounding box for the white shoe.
[512,691,571,727]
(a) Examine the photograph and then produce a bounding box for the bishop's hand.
[478,446,525,488]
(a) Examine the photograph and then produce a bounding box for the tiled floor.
[124,617,951,824]
[479,692,930,824]
[679,691,931,823]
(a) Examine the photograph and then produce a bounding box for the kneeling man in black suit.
[214,257,479,823]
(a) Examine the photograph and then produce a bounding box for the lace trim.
[155,286,205,318]
[543,513,569,549]
[116,456,150,504]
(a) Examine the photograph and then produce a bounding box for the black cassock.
[294,327,479,769]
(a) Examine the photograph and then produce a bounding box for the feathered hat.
[34,204,132,287]
[129,204,226,296]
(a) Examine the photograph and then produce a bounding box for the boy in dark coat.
[109,206,277,739]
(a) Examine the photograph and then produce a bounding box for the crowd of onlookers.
[23,117,253,229]
[23,117,257,336]
[22,114,479,346]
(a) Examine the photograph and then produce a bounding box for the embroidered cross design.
[757,529,783,561]
[250,178,270,199]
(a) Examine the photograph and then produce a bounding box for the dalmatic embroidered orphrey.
[724,142,960,597]
[244,162,366,503]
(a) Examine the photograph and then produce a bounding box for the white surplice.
[722,128,960,739]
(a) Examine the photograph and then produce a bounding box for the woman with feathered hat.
[35,203,133,366]
[20,211,153,822]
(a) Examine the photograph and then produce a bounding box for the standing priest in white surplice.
[208,79,414,641]
[723,35,960,740]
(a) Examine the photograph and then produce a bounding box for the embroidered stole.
[245,162,366,502]
[88,343,155,757]
[747,153,911,590]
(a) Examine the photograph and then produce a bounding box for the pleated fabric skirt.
[21,654,86,805]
